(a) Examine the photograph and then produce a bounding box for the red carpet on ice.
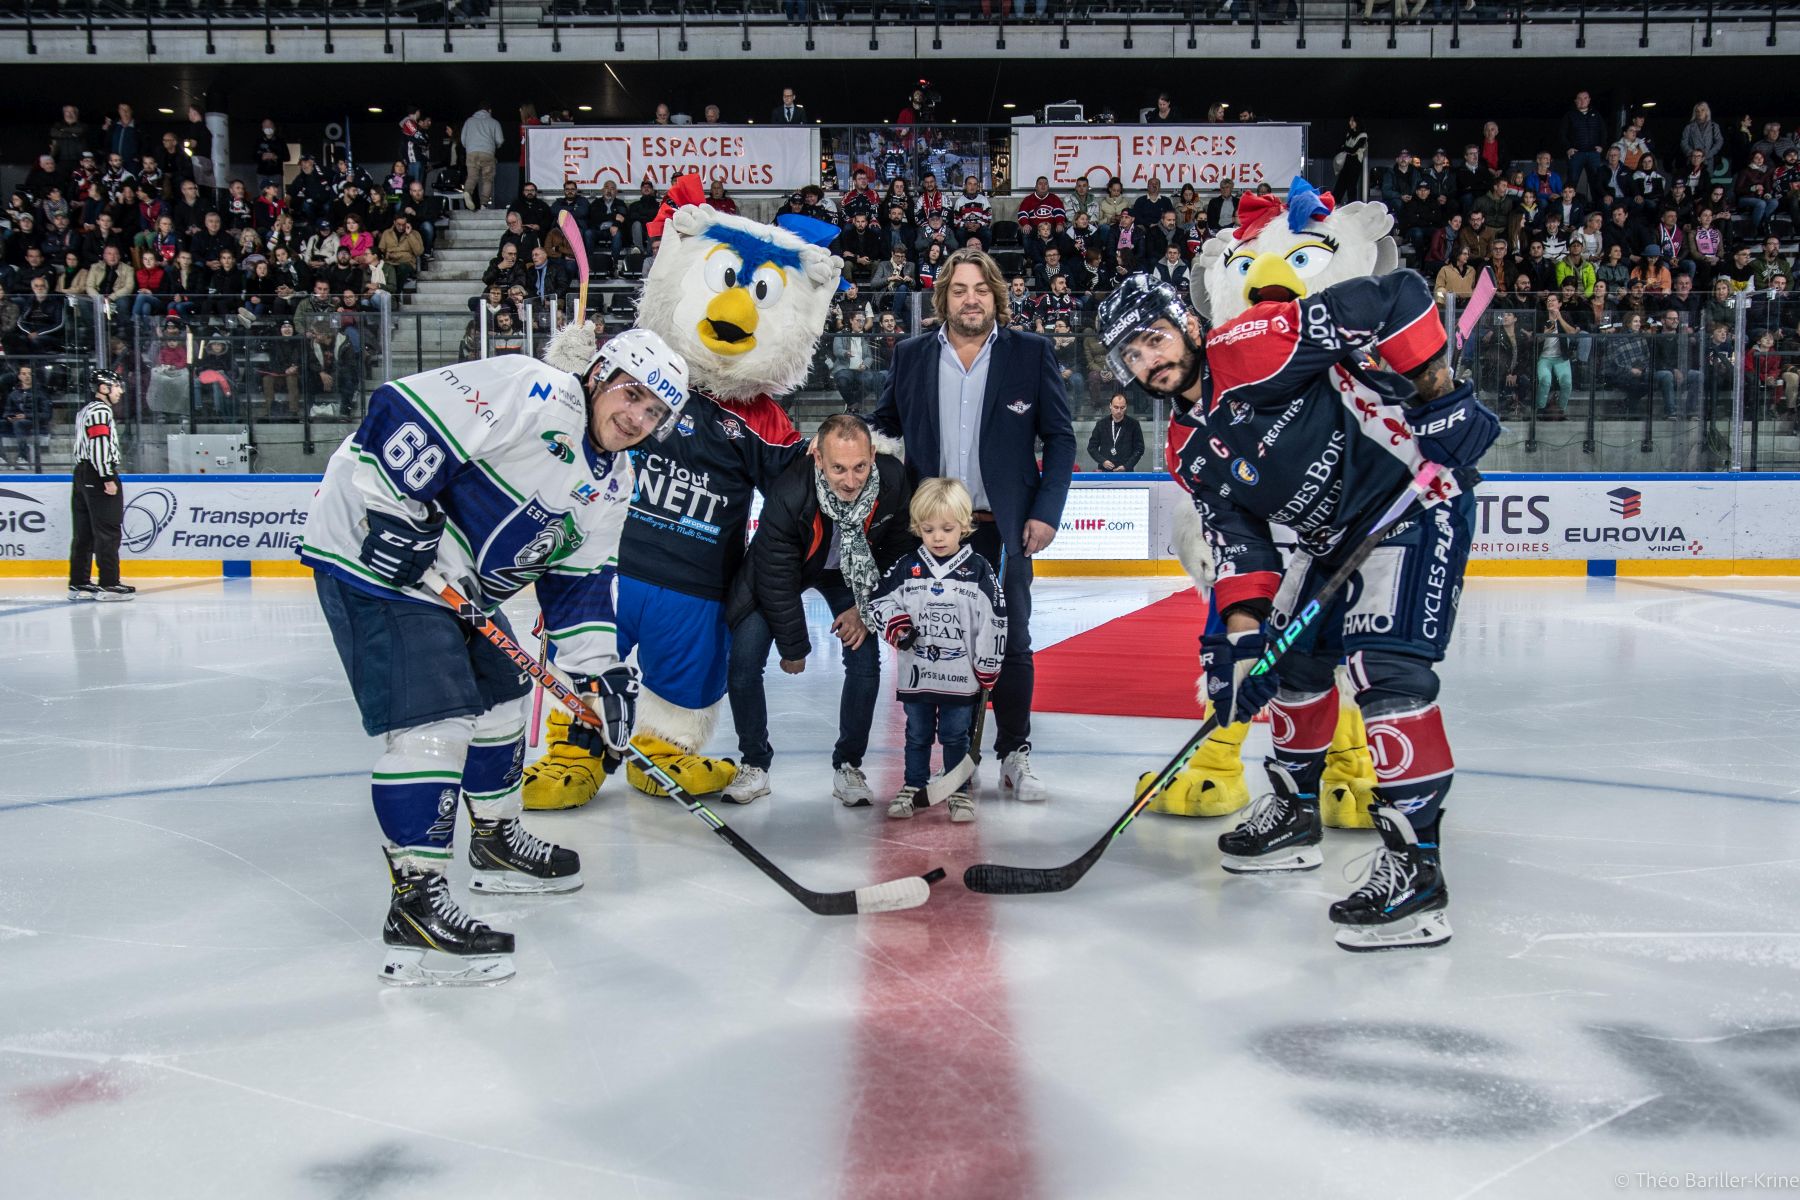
[1033,588,1210,720]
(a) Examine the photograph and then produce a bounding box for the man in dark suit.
[1087,390,1145,471]
[871,248,1076,802]
[770,88,808,126]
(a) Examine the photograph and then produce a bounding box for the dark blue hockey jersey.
[1172,271,1466,614]
[620,391,807,601]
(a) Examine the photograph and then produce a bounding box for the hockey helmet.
[586,326,691,442]
[1095,274,1203,393]
[92,368,126,394]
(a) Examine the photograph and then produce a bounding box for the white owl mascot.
[524,173,843,808]
[1147,177,1394,828]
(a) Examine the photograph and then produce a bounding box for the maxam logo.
[1608,487,1643,519]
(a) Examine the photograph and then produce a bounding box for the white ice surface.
[3,575,1800,1199]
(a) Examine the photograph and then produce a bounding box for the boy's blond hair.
[910,477,974,535]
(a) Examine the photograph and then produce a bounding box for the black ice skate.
[68,583,100,602]
[1330,806,1451,953]
[95,584,136,602]
[1217,761,1323,874]
[466,805,583,894]
[380,851,516,986]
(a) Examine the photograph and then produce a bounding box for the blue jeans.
[1566,151,1605,197]
[903,699,975,789]
[728,582,880,771]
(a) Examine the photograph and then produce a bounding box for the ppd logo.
[1607,487,1643,519]
[0,487,48,535]
[121,488,177,553]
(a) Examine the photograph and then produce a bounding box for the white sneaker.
[833,763,874,807]
[948,788,976,823]
[721,765,770,805]
[886,785,919,820]
[1000,748,1046,802]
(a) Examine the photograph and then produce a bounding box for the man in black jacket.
[1561,89,1609,201]
[1087,391,1145,471]
[725,414,914,807]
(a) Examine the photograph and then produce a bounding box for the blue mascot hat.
[1285,176,1336,233]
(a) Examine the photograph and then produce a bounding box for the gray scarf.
[814,464,881,624]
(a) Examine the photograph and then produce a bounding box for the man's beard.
[1144,343,1202,399]
[951,307,995,337]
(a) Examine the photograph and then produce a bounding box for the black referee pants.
[970,521,1034,757]
[70,464,123,587]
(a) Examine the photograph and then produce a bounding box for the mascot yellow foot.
[522,707,609,811]
[1141,713,1252,817]
[624,689,738,798]
[1320,704,1378,830]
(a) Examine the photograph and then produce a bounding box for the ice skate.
[1319,705,1378,830]
[68,583,100,602]
[95,583,136,602]
[1217,761,1323,874]
[1331,807,1451,952]
[722,764,771,805]
[380,850,516,986]
[832,763,874,808]
[466,805,583,894]
[521,707,610,811]
[886,785,919,820]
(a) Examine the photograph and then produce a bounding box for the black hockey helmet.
[1095,274,1204,394]
[92,368,126,393]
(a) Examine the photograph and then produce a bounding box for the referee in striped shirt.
[69,368,134,602]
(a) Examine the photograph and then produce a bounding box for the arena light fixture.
[1427,101,1443,110]
[1641,100,1658,108]
[368,106,383,114]
[157,107,174,115]
[578,105,593,112]
[1002,102,1017,110]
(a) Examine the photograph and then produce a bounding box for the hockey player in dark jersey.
[1097,269,1499,951]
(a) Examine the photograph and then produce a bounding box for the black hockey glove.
[1405,382,1500,470]
[1200,627,1280,727]
[569,664,639,768]
[359,508,444,589]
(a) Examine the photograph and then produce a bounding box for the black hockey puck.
[921,868,947,885]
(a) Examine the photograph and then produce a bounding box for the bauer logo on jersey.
[542,431,576,464]
[1231,457,1259,485]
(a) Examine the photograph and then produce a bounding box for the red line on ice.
[839,703,1037,1200]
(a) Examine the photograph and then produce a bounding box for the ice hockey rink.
[4,573,1800,1200]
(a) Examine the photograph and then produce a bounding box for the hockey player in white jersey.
[299,328,689,985]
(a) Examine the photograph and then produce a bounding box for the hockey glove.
[1405,382,1501,470]
[881,614,917,651]
[568,664,639,769]
[359,508,444,589]
[1200,628,1280,727]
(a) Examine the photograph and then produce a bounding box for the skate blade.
[94,592,134,603]
[1334,911,1453,953]
[1219,845,1323,875]
[468,869,584,894]
[379,947,516,986]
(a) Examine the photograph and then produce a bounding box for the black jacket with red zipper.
[725,452,916,662]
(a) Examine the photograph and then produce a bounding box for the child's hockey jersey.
[868,544,1007,704]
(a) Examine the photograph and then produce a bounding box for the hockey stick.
[963,462,1456,896]
[917,687,987,808]
[423,571,943,915]
[558,210,591,327]
[526,612,548,749]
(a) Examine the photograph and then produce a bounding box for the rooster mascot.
[1144,177,1397,829]
[524,174,844,808]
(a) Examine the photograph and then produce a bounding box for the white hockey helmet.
[586,326,692,441]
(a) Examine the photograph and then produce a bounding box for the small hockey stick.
[558,210,591,327]
[964,463,1457,896]
[423,571,943,915]
[918,688,987,808]
[527,611,548,749]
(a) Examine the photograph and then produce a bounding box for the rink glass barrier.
[6,290,1797,479]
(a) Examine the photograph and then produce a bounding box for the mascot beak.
[700,287,759,357]
[1243,254,1307,305]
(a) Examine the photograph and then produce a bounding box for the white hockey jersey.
[299,355,634,678]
